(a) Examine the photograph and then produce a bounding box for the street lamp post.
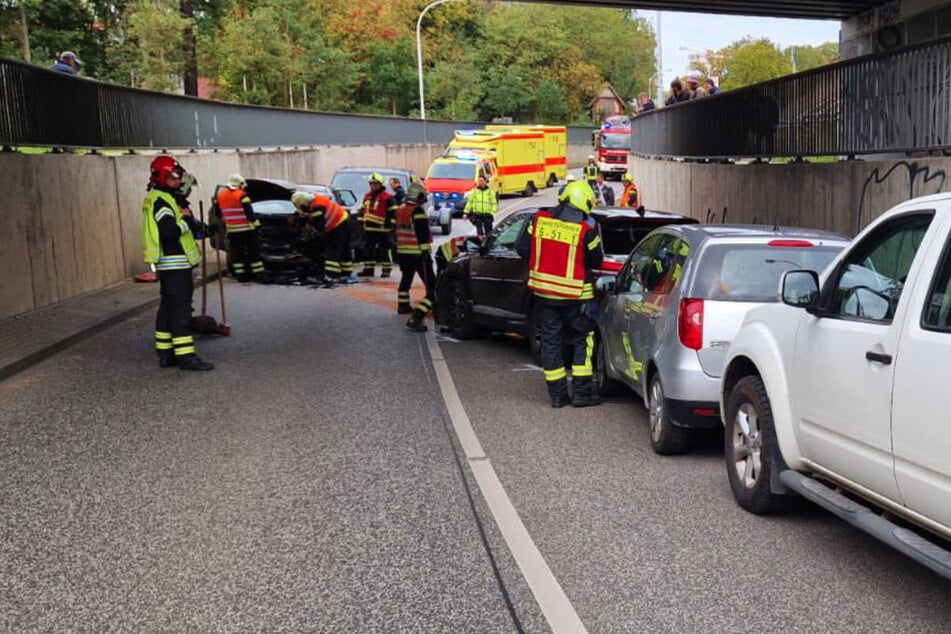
[416,0,461,141]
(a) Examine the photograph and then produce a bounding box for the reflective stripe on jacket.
[142,189,200,270]
[527,210,593,300]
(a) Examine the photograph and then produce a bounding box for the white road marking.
[424,331,588,634]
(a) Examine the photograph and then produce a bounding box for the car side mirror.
[781,270,820,310]
[595,274,617,294]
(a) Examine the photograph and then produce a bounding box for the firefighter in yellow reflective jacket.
[463,175,498,238]
[395,182,436,331]
[516,181,604,408]
[142,155,214,371]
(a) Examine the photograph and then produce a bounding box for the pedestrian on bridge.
[516,181,604,409]
[463,174,498,238]
[359,173,397,278]
[395,182,436,332]
[292,191,354,286]
[142,155,214,371]
[214,174,263,283]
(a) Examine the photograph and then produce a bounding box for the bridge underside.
[530,0,882,19]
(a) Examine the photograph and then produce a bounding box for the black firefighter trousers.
[538,298,596,401]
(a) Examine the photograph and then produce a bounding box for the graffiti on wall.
[856,161,946,234]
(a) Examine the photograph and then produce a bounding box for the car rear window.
[695,244,842,302]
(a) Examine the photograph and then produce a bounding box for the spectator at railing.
[665,79,692,106]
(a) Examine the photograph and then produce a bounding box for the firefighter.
[359,173,397,278]
[142,155,214,371]
[215,174,263,282]
[583,156,599,191]
[395,182,436,331]
[292,191,354,286]
[620,173,640,209]
[516,181,603,408]
[463,174,498,238]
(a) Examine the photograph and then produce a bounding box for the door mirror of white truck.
[781,270,820,309]
[596,274,617,294]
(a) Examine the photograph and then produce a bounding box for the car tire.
[648,375,689,455]
[595,338,624,397]
[447,278,486,340]
[725,375,787,515]
[526,303,543,362]
[523,181,536,197]
[441,219,452,235]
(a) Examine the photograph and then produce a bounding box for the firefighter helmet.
[559,181,596,214]
[291,191,313,210]
[149,155,185,187]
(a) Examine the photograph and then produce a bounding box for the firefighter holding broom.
[142,155,215,371]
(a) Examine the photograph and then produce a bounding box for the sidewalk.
[0,281,161,382]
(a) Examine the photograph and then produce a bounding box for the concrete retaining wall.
[630,156,951,237]
[1,143,591,320]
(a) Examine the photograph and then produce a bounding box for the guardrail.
[630,35,951,159]
[0,57,592,149]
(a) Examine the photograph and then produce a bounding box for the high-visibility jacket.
[621,182,639,208]
[395,202,432,255]
[142,189,200,271]
[362,190,395,232]
[464,187,498,216]
[216,187,256,233]
[527,209,597,301]
[583,164,599,182]
[305,195,349,233]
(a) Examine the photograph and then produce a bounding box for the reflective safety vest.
[216,187,254,233]
[142,189,201,271]
[363,190,392,232]
[308,195,349,233]
[395,202,431,255]
[584,164,599,182]
[621,183,639,208]
[527,210,593,300]
[465,187,497,216]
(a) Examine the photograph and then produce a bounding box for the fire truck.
[592,115,631,180]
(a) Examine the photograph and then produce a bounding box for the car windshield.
[600,133,630,150]
[252,200,296,216]
[695,244,843,302]
[428,162,476,180]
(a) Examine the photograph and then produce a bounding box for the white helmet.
[227,173,246,189]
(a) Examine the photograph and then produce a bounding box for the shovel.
[191,200,223,335]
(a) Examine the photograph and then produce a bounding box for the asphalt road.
[2,177,950,632]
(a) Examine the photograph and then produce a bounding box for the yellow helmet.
[559,181,597,214]
[368,172,385,185]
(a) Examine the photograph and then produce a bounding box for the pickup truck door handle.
[865,351,893,365]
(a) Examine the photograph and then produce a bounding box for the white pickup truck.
[720,193,951,580]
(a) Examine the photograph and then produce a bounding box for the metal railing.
[630,36,951,159]
[0,57,592,149]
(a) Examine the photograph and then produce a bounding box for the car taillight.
[678,298,704,350]
[768,239,813,248]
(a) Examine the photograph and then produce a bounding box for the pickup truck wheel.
[595,339,623,397]
[648,376,688,455]
[725,375,785,515]
[447,279,486,340]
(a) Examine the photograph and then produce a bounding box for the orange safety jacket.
[307,195,349,233]
[362,189,395,232]
[527,210,595,300]
[216,187,255,233]
[395,202,431,255]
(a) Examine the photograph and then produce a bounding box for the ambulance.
[485,124,567,187]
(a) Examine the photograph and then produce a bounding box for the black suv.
[434,206,698,356]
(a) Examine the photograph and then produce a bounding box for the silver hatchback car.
[596,225,849,455]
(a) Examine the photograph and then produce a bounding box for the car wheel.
[648,375,689,455]
[725,375,787,515]
[523,181,536,197]
[441,218,452,235]
[595,339,624,397]
[526,303,543,362]
[447,279,486,339]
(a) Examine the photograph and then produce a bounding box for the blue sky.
[640,11,842,95]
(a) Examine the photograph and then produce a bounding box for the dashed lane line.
[424,330,588,634]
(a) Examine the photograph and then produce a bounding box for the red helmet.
[149,155,185,187]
